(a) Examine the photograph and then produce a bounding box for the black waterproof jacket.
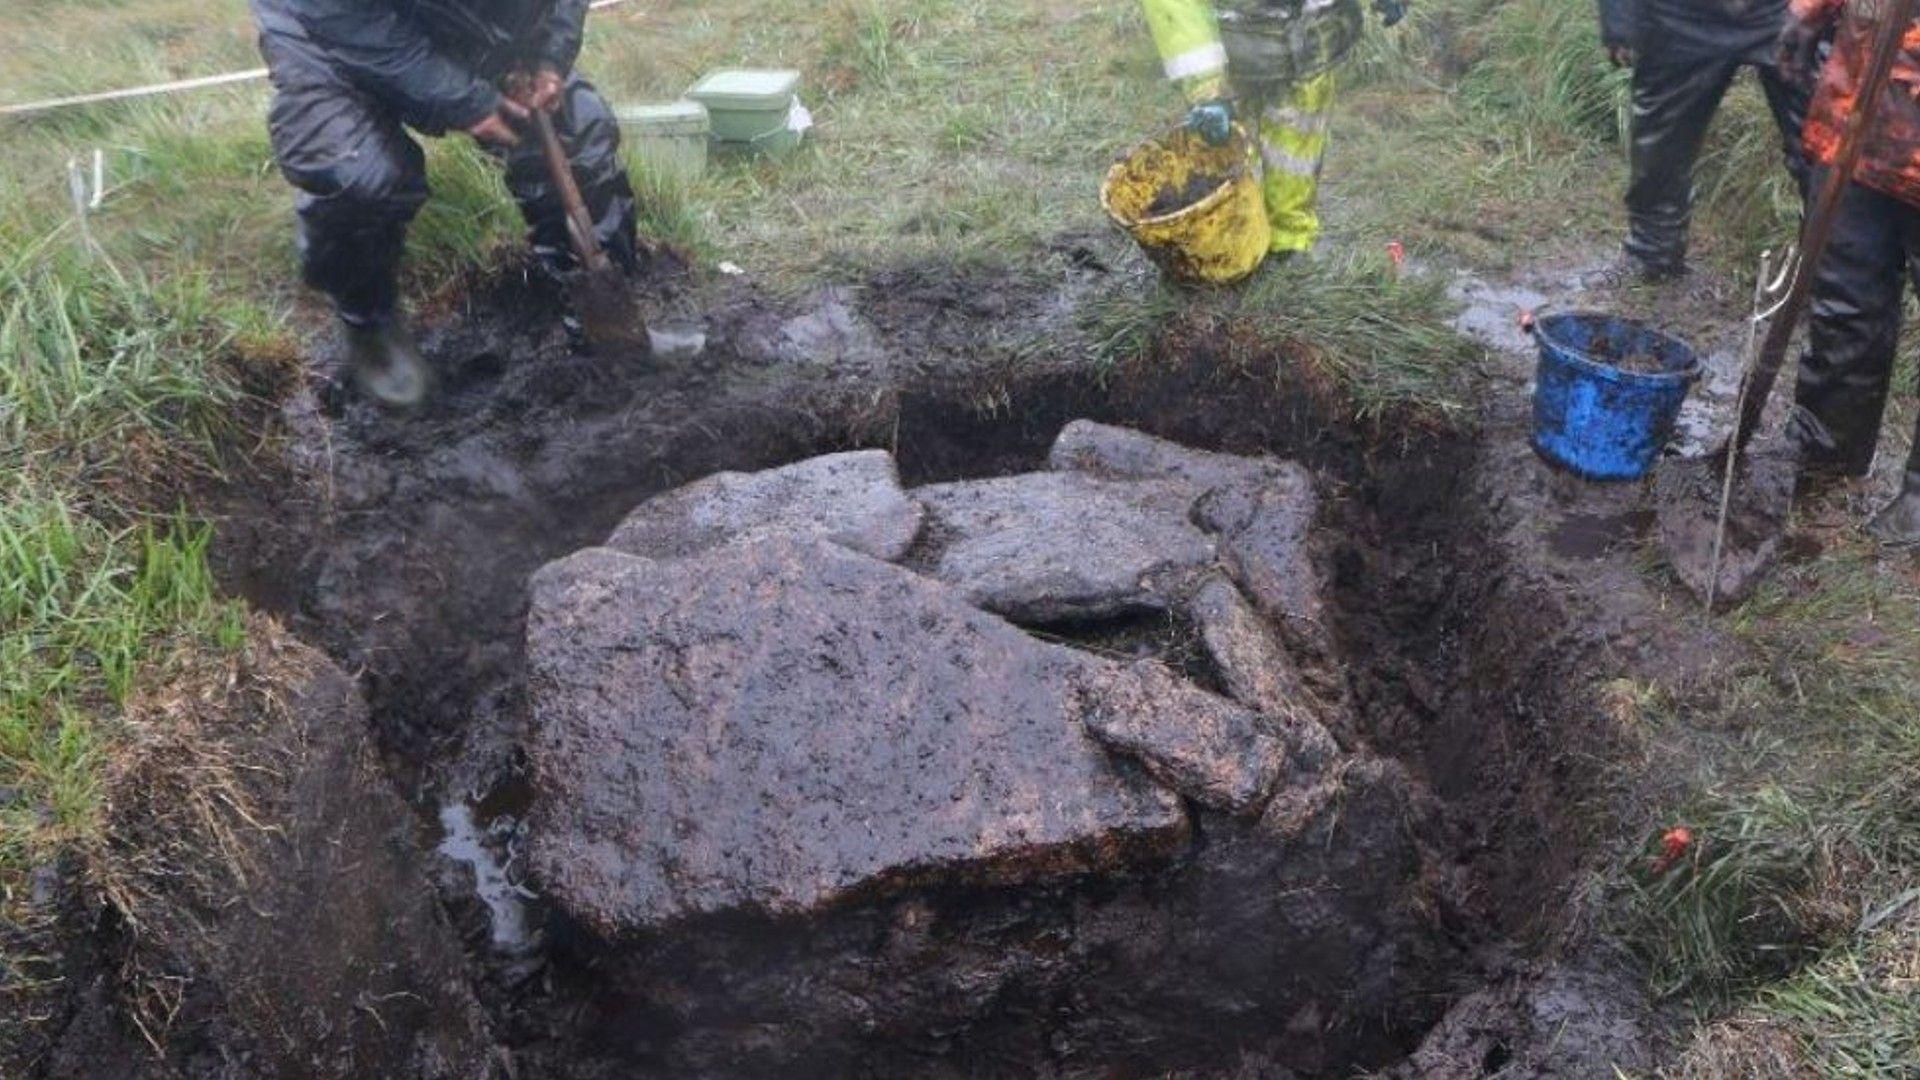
[1597,0,1790,64]
[252,0,590,134]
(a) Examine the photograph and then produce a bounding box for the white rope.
[0,0,635,120]
[0,69,270,118]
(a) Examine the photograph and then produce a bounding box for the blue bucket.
[1528,312,1701,482]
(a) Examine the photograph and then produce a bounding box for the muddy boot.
[1784,405,1872,501]
[1581,252,1687,291]
[1869,474,1920,548]
[344,318,430,409]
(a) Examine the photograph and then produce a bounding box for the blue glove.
[1184,100,1235,147]
[1374,0,1407,27]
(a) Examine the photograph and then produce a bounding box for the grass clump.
[1088,252,1480,426]
[1,254,244,488]
[1612,549,1920,1071]
[0,494,246,895]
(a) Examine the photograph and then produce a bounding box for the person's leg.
[1790,171,1906,482]
[1754,58,1813,201]
[1623,57,1740,275]
[262,38,429,325]
[262,33,431,405]
[1254,71,1335,255]
[499,74,640,273]
[1867,202,1920,544]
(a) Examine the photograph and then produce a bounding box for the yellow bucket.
[1101,125,1270,286]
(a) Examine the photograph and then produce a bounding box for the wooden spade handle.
[532,109,612,274]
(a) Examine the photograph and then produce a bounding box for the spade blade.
[571,267,653,356]
[1656,449,1793,611]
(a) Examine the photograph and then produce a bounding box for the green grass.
[1608,549,1920,1074]
[0,492,245,891]
[1758,912,1920,1075]
[1085,249,1480,425]
[1338,0,1798,269]
[2,2,1915,1073]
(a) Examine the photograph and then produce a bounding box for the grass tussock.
[1612,548,1920,1074]
[0,495,247,889]
[82,618,310,1052]
[1087,251,1480,426]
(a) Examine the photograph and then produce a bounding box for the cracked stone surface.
[1049,419,1291,498]
[1077,659,1285,816]
[525,535,1189,936]
[1186,574,1343,768]
[911,471,1214,622]
[604,449,924,562]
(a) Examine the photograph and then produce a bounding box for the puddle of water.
[1449,277,1550,357]
[649,324,708,363]
[437,801,536,954]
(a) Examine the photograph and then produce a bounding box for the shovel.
[1659,0,1915,609]
[532,110,652,355]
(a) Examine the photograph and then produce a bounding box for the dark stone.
[1205,470,1333,656]
[524,536,1188,936]
[1186,575,1344,765]
[542,753,1459,1080]
[1049,422,1335,666]
[604,449,924,562]
[1076,659,1284,815]
[911,471,1214,622]
[1049,420,1290,496]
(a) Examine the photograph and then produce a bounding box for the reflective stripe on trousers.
[1250,72,1336,253]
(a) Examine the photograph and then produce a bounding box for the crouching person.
[250,0,639,407]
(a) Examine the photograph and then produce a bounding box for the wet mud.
[140,247,1721,1076]
[1148,174,1226,217]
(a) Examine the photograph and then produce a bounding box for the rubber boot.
[1782,404,1874,500]
[1869,470,1920,548]
[344,318,430,409]
[1582,251,1688,291]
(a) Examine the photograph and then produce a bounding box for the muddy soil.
[1148,174,1225,217]
[164,245,1741,1077]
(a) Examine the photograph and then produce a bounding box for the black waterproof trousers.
[1791,169,1920,487]
[1624,39,1809,272]
[259,26,637,326]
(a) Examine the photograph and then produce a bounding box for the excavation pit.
[201,265,1653,1078]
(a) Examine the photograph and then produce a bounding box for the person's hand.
[1777,14,1825,86]
[1607,43,1635,68]
[1373,0,1407,28]
[467,96,530,147]
[1184,99,1235,147]
[507,65,567,114]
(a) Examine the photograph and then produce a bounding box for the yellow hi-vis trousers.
[1247,72,1335,254]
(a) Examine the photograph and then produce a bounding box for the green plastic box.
[687,69,804,154]
[617,99,711,181]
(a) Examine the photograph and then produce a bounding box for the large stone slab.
[1049,421,1334,659]
[911,471,1215,622]
[604,449,923,562]
[524,535,1188,936]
